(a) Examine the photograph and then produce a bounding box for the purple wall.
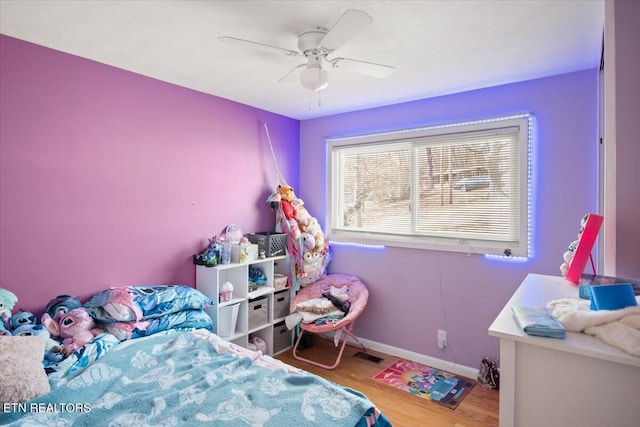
[0,35,299,315]
[0,33,602,370]
[300,70,599,368]
[613,0,640,278]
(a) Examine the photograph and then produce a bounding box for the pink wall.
[0,35,299,315]
[300,70,599,368]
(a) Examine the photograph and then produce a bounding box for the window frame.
[326,114,533,258]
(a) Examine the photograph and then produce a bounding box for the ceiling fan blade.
[329,58,395,79]
[218,36,300,57]
[277,64,306,84]
[320,9,373,51]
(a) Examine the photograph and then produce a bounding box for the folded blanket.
[285,298,345,330]
[547,296,640,357]
[293,298,340,315]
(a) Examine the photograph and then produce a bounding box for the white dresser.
[488,273,640,427]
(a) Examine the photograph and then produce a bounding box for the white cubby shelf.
[196,255,293,355]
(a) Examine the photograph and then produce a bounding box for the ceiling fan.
[219,9,395,92]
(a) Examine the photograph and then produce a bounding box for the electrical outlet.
[437,329,447,349]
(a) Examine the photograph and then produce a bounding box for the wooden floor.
[275,337,499,427]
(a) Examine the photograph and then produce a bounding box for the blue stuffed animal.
[12,323,65,365]
[0,288,18,336]
[9,310,36,332]
[44,294,82,320]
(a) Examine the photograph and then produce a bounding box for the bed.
[0,285,391,427]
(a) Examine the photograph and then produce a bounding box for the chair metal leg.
[292,320,367,370]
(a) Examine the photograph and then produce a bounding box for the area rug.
[373,358,475,409]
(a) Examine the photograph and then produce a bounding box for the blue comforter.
[2,329,389,426]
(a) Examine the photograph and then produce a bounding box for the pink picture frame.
[565,213,604,284]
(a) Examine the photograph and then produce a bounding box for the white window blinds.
[327,114,532,257]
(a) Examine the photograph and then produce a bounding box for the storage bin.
[273,274,288,290]
[273,291,290,319]
[247,244,259,261]
[273,321,292,354]
[218,303,240,337]
[248,296,268,330]
[231,244,259,263]
[247,232,287,257]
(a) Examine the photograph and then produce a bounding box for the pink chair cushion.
[291,274,369,333]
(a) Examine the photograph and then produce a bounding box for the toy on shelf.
[248,266,268,293]
[219,282,234,303]
[233,236,251,263]
[194,237,220,267]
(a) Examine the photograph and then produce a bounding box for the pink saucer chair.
[291,273,369,369]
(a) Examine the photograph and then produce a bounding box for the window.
[327,114,532,257]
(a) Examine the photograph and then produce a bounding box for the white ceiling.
[0,0,604,120]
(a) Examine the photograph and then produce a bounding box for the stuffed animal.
[270,183,331,285]
[301,232,316,251]
[8,310,36,332]
[560,242,577,276]
[12,323,65,364]
[44,294,82,320]
[281,200,295,219]
[194,236,220,266]
[302,251,322,276]
[287,219,301,239]
[301,217,321,235]
[0,288,18,336]
[559,237,580,276]
[290,198,304,210]
[295,206,312,224]
[560,214,593,276]
[278,184,295,202]
[278,185,296,219]
[266,192,281,210]
[313,233,326,252]
[42,308,103,355]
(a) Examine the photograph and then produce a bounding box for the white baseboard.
[358,337,478,379]
[320,331,478,379]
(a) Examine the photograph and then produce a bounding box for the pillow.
[102,309,213,341]
[0,336,51,403]
[83,285,214,323]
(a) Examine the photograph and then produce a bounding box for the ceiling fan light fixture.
[220,9,394,97]
[300,65,328,92]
